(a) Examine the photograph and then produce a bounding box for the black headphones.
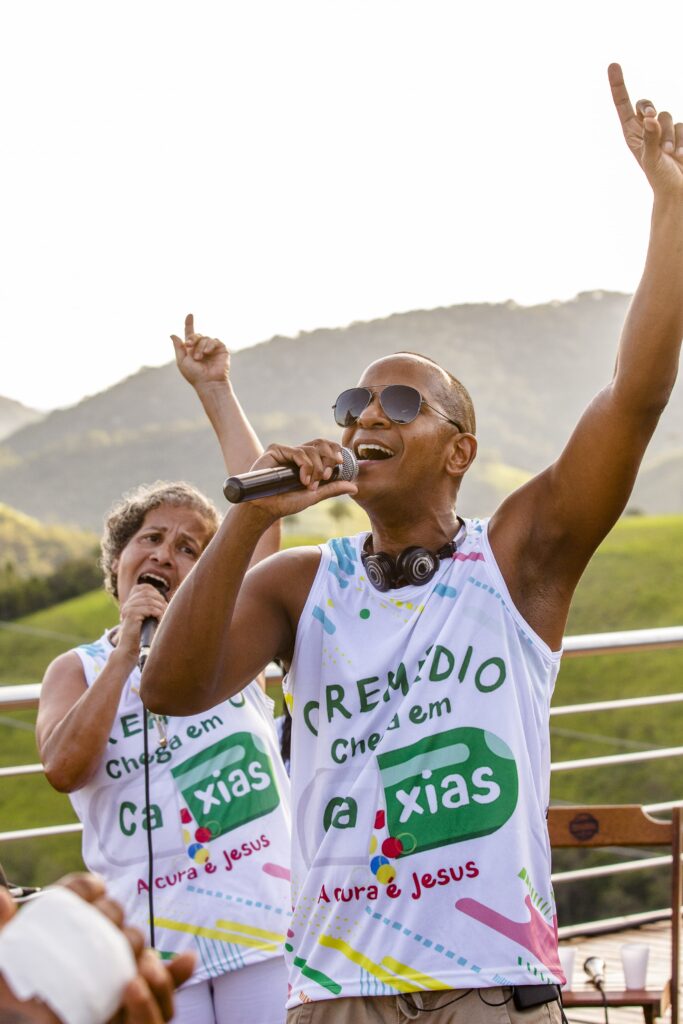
[361,534,459,592]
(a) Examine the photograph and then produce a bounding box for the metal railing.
[2,626,683,936]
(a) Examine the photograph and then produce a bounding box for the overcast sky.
[2,0,682,411]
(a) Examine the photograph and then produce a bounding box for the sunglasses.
[333,384,463,431]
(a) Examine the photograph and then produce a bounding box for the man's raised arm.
[140,440,357,715]
[490,64,683,649]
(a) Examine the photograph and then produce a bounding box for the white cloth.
[283,520,563,1007]
[0,886,136,1024]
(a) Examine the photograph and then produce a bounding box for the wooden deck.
[560,920,673,1023]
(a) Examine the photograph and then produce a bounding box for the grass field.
[1,515,682,895]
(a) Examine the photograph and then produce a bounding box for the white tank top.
[69,632,292,983]
[283,519,563,1007]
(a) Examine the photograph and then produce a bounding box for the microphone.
[138,576,170,748]
[584,956,605,989]
[223,447,359,504]
[139,617,158,670]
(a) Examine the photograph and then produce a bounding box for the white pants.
[174,956,288,1024]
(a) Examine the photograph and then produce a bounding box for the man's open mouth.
[354,443,395,461]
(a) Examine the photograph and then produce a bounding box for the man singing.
[142,66,683,1023]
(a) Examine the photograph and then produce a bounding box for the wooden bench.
[548,805,681,1024]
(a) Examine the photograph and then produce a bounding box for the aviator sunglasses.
[333,384,464,431]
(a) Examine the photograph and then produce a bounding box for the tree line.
[0,551,102,620]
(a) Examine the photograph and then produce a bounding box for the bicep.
[490,385,661,638]
[540,383,658,560]
[211,548,316,695]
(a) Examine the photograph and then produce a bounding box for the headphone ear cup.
[397,546,439,586]
[362,551,396,592]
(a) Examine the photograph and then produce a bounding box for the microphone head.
[583,956,605,987]
[337,447,359,482]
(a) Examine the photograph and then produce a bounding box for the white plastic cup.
[620,942,649,989]
[558,946,576,990]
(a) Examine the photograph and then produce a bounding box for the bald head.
[360,352,476,435]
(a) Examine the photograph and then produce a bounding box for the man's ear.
[446,433,477,478]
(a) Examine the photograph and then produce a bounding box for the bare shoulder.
[247,543,323,615]
[37,651,87,743]
[41,649,86,688]
[232,543,325,669]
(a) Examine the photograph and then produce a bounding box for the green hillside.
[0,502,97,578]
[1,515,682,903]
[552,517,683,802]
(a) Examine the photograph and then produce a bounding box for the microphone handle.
[224,465,303,504]
[224,448,359,505]
[138,616,168,747]
[139,616,158,670]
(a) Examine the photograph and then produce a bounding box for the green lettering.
[429,645,455,682]
[143,804,164,831]
[201,715,223,733]
[331,738,348,764]
[475,657,506,693]
[303,700,319,737]
[356,677,381,713]
[323,797,358,831]
[119,801,137,836]
[458,645,474,682]
[386,662,410,697]
[429,697,451,719]
[326,684,351,722]
[121,713,142,738]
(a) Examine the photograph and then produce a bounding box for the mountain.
[0,396,43,441]
[2,292,682,530]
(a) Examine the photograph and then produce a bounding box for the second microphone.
[224,447,359,504]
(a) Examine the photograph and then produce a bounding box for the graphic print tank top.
[69,633,292,984]
[283,519,563,1006]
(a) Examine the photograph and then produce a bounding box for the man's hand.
[236,438,358,520]
[609,63,683,196]
[172,313,230,390]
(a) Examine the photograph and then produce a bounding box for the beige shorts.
[287,987,564,1024]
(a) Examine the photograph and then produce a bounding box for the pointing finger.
[184,313,194,342]
[608,63,636,129]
